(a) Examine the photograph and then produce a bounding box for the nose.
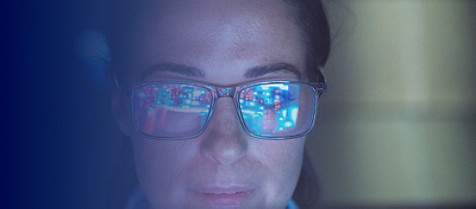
[199,98,248,166]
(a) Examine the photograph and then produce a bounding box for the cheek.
[130,137,198,207]
[254,137,306,205]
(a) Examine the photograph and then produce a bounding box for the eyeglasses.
[118,79,326,140]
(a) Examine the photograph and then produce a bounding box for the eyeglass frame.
[113,72,327,140]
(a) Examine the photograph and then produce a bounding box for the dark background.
[5,1,135,208]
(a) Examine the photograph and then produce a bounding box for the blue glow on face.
[239,83,300,135]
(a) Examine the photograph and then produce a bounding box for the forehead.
[121,0,306,84]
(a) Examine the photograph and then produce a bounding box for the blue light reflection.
[239,83,300,135]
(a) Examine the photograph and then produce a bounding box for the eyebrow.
[244,63,302,79]
[141,63,204,79]
[141,62,301,80]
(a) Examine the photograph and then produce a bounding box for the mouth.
[195,186,256,207]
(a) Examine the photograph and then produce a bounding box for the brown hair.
[285,0,330,207]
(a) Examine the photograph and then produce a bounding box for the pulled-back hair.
[282,1,330,207]
[285,0,330,82]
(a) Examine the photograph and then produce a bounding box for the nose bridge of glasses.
[216,87,235,98]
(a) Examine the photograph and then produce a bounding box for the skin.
[112,0,310,208]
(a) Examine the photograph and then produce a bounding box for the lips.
[195,186,256,207]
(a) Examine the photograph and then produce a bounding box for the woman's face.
[114,0,309,208]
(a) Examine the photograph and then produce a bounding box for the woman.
[107,0,330,208]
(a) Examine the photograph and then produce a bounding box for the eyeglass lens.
[132,82,316,139]
[238,83,315,137]
[132,83,213,138]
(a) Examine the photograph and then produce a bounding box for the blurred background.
[308,0,476,208]
[5,0,475,208]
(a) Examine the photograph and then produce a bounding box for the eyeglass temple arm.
[112,72,129,90]
[316,67,327,94]
[317,67,326,83]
